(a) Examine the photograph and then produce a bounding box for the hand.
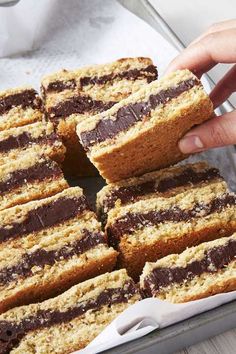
[166,19,236,154]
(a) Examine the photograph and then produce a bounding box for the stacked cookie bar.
[140,233,236,302]
[41,57,158,176]
[77,69,213,182]
[101,162,236,279]
[0,187,117,313]
[0,270,140,354]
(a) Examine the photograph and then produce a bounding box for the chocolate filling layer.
[47,95,116,121]
[0,281,137,354]
[0,89,41,115]
[107,194,236,248]
[80,78,200,149]
[80,65,158,87]
[46,79,76,93]
[103,167,220,212]
[0,230,105,286]
[0,132,59,153]
[0,161,62,194]
[143,239,236,296]
[0,195,89,244]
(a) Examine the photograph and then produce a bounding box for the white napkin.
[77,291,236,353]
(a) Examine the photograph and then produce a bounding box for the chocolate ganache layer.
[0,89,41,115]
[107,194,236,248]
[80,65,158,87]
[0,281,137,354]
[0,161,62,194]
[80,78,200,149]
[143,239,236,296]
[0,230,105,286]
[0,195,89,244]
[48,95,116,121]
[103,167,220,212]
[0,131,59,153]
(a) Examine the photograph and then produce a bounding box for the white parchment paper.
[0,1,235,352]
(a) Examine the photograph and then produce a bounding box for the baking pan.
[74,1,236,352]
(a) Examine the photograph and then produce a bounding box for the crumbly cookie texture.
[0,269,140,354]
[140,233,236,303]
[0,86,43,131]
[41,57,158,177]
[0,187,117,313]
[0,121,66,165]
[77,69,213,183]
[0,152,68,211]
[97,161,223,223]
[106,181,236,279]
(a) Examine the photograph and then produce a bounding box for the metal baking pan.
[77,1,236,352]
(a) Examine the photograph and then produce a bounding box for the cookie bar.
[97,162,223,224]
[0,87,42,131]
[106,181,236,279]
[78,69,213,182]
[0,270,140,354]
[140,234,236,303]
[0,187,117,313]
[0,121,66,165]
[0,153,68,211]
[41,57,157,176]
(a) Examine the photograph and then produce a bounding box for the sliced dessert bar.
[77,69,213,182]
[97,162,223,224]
[0,121,66,165]
[0,187,117,313]
[0,153,68,211]
[41,57,158,176]
[106,181,236,279]
[0,270,140,354]
[0,87,42,131]
[140,234,236,303]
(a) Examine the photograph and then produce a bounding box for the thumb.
[178,110,236,154]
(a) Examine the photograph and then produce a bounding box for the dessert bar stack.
[0,270,140,354]
[41,57,158,175]
[140,234,236,302]
[102,162,236,279]
[77,69,213,182]
[0,187,117,314]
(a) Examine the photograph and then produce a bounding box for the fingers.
[178,110,236,154]
[210,64,236,108]
[190,19,236,46]
[166,28,236,76]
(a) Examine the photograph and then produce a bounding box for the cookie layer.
[0,121,66,164]
[0,270,140,354]
[0,153,68,210]
[0,87,42,131]
[140,234,236,302]
[77,69,213,182]
[0,187,117,313]
[97,162,222,223]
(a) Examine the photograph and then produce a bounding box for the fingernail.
[179,135,204,154]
